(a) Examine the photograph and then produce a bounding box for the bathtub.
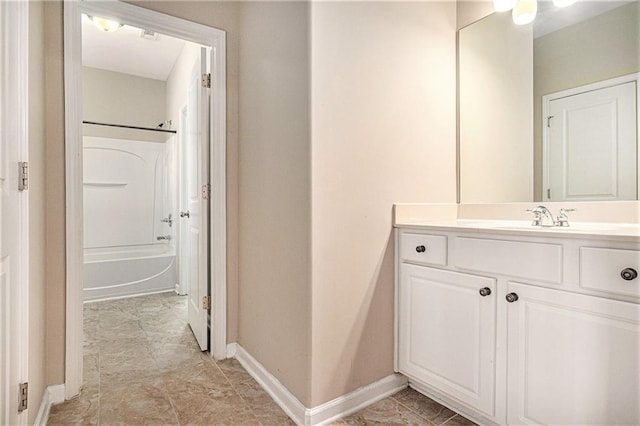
[83,244,177,301]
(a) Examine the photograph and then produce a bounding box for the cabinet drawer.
[399,233,447,266]
[453,237,562,283]
[580,247,640,299]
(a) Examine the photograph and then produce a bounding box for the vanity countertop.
[394,219,640,242]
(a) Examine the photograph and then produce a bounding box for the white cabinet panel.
[506,281,640,426]
[580,246,640,300]
[398,264,496,415]
[453,237,562,284]
[399,233,447,266]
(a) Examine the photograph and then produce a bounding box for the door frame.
[0,1,29,423]
[541,72,640,201]
[63,0,227,399]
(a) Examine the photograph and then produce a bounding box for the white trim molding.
[226,342,238,358]
[33,384,65,426]
[0,1,30,424]
[233,344,408,426]
[63,0,227,398]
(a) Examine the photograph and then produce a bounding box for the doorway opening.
[64,1,227,400]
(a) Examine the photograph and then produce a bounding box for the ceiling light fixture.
[88,15,123,33]
[512,0,538,25]
[495,0,575,25]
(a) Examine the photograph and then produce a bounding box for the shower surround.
[83,136,177,301]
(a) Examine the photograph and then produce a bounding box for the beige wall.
[29,1,47,422]
[83,67,168,143]
[457,0,493,30]
[533,2,640,200]
[310,1,457,406]
[236,1,312,405]
[44,0,66,386]
[459,11,533,203]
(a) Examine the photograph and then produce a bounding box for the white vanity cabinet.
[398,265,496,416]
[394,226,640,426]
[505,281,640,426]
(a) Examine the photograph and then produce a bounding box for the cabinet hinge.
[547,188,551,199]
[202,184,211,200]
[18,382,28,412]
[202,296,211,310]
[202,73,211,88]
[18,161,28,191]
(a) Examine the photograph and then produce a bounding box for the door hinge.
[202,184,211,200]
[18,162,28,191]
[18,382,28,412]
[547,188,551,199]
[202,296,211,310]
[202,73,211,88]
[546,115,554,128]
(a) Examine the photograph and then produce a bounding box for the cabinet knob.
[505,293,519,303]
[415,245,426,253]
[479,287,491,297]
[621,268,638,281]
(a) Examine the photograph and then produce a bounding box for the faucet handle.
[555,208,576,227]
[526,208,542,226]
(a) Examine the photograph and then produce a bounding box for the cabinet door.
[506,282,640,425]
[398,264,497,415]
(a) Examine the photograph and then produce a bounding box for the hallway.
[47,293,475,425]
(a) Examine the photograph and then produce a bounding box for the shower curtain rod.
[83,120,177,134]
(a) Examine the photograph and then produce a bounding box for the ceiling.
[534,0,635,38]
[82,14,186,81]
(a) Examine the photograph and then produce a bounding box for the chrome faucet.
[526,206,577,227]
[526,205,555,227]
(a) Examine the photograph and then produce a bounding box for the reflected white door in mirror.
[544,74,638,202]
[394,225,640,426]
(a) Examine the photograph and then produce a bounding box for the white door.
[398,265,497,416]
[184,48,210,351]
[177,105,189,296]
[0,1,29,423]
[546,81,637,201]
[506,282,640,425]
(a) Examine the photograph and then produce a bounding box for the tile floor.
[48,292,476,425]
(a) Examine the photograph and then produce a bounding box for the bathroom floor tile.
[341,398,432,425]
[48,292,476,426]
[391,388,458,425]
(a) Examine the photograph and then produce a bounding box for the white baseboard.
[233,344,408,426]
[33,384,65,426]
[226,342,237,358]
[308,373,408,425]
[234,344,307,424]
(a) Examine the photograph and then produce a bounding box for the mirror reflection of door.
[544,80,637,201]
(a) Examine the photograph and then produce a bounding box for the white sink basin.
[456,220,620,233]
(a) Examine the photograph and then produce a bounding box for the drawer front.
[399,233,447,266]
[580,247,640,299]
[453,237,563,283]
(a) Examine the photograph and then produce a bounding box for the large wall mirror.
[458,1,639,203]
